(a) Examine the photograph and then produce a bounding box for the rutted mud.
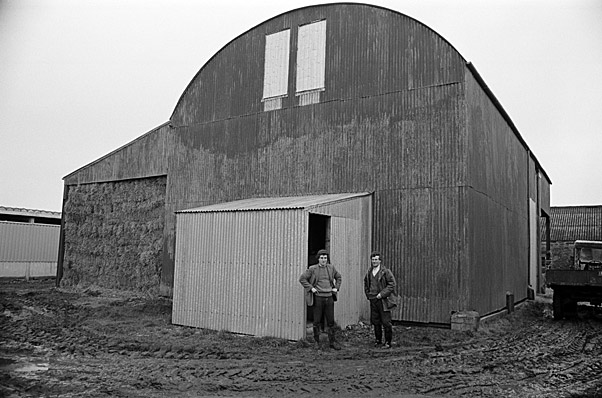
[1,279,601,397]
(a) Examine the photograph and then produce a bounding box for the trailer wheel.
[553,291,564,320]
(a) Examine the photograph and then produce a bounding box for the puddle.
[0,357,49,374]
[14,362,49,372]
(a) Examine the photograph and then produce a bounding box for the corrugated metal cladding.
[465,69,531,314]
[373,188,466,324]
[63,122,171,185]
[0,221,60,262]
[549,206,602,242]
[61,3,552,324]
[170,3,465,126]
[172,193,371,340]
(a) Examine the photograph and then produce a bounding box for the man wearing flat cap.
[299,249,342,350]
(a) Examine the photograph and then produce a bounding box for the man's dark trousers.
[370,298,392,344]
[312,296,335,343]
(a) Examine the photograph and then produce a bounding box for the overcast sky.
[1,0,601,212]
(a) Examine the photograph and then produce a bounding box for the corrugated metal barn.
[58,3,551,334]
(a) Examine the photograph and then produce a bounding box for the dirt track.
[1,279,602,398]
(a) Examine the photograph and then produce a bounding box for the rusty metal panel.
[528,156,538,202]
[0,221,60,263]
[172,209,308,340]
[539,170,551,215]
[62,3,552,329]
[170,4,465,127]
[63,122,171,186]
[373,188,465,324]
[465,68,531,315]
[466,71,529,218]
[466,187,528,315]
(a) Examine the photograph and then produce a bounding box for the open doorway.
[306,213,330,324]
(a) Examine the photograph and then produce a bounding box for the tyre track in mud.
[412,314,602,397]
[2,280,602,397]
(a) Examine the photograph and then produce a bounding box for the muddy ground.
[1,279,601,398]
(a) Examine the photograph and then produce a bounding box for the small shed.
[172,192,372,340]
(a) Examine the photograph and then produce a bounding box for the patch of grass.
[217,329,235,340]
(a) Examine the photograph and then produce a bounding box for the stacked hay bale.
[61,177,166,293]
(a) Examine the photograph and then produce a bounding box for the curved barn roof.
[170,3,466,120]
[170,2,467,124]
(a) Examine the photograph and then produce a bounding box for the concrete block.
[451,310,480,331]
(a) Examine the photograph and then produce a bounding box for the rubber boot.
[328,328,341,350]
[313,326,321,347]
[374,326,383,345]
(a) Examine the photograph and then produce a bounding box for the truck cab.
[546,240,602,319]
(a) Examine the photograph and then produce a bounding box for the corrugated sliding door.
[329,216,364,329]
[172,209,308,340]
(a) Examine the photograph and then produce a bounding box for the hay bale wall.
[549,240,574,270]
[61,176,166,292]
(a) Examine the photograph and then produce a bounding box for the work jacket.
[299,263,342,306]
[363,266,397,311]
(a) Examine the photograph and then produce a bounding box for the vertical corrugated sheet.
[63,123,171,185]
[465,69,530,315]
[173,209,307,340]
[310,194,372,324]
[172,193,372,339]
[373,188,464,324]
[61,3,550,326]
[170,4,465,126]
[539,170,551,215]
[0,222,60,262]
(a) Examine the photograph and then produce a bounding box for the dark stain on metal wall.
[465,69,530,315]
[62,4,549,321]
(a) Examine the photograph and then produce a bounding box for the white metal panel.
[262,29,290,99]
[296,20,326,93]
[0,261,56,278]
[0,222,60,262]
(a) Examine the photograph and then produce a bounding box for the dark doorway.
[306,213,330,323]
[307,213,330,267]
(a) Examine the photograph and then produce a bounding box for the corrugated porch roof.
[178,192,371,213]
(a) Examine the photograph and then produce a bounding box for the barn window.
[262,29,290,111]
[296,20,326,105]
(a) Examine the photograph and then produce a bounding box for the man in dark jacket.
[299,249,342,350]
[363,251,397,348]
